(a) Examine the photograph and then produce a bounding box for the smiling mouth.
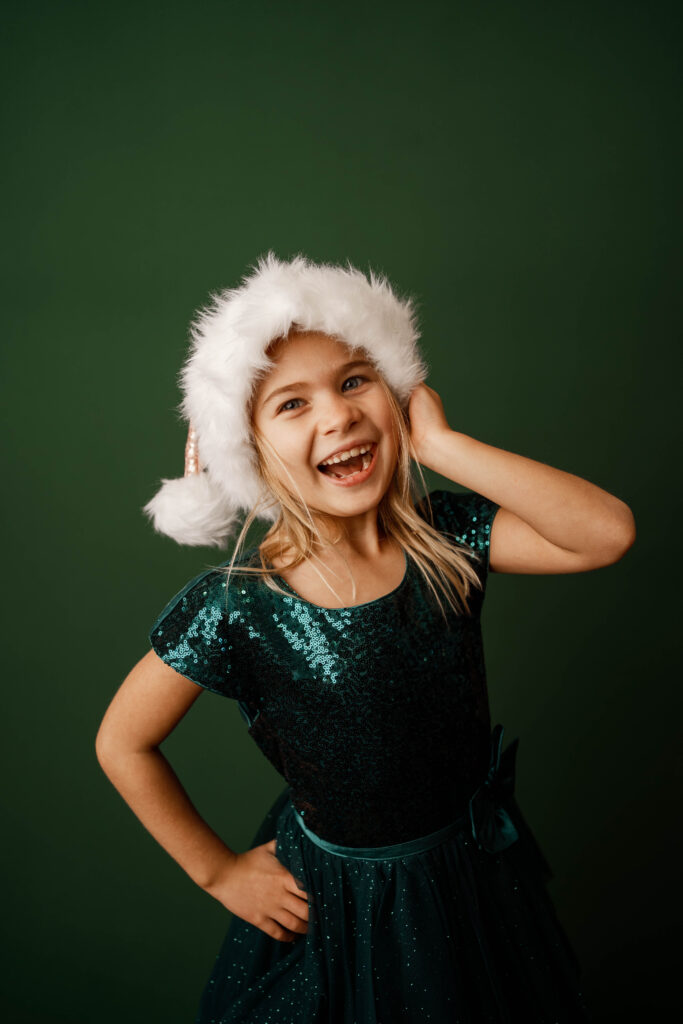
[317,442,376,479]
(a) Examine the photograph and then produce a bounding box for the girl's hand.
[407,383,451,466]
[204,839,309,943]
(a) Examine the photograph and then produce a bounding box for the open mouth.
[317,442,377,481]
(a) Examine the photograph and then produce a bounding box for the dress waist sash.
[290,723,520,861]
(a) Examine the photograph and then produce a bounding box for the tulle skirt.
[195,726,592,1023]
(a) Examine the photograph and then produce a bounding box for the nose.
[317,390,361,435]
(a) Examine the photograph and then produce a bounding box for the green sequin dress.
[149,490,591,1023]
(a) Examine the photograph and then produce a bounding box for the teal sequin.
[149,490,498,846]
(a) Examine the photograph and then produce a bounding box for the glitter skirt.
[195,726,591,1023]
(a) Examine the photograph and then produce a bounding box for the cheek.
[378,417,400,467]
[376,406,398,445]
[273,434,312,471]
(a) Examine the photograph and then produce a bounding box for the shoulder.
[148,546,265,644]
[149,562,230,634]
[415,489,501,576]
[147,550,263,700]
[416,489,499,538]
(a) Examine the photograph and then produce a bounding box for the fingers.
[271,880,310,941]
[284,872,308,898]
[276,907,308,937]
[282,891,309,923]
[263,839,310,943]
[264,919,298,943]
[267,839,307,897]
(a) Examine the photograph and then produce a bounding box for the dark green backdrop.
[2,1,680,1020]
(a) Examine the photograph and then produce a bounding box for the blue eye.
[278,397,304,413]
[276,375,368,414]
[342,374,367,390]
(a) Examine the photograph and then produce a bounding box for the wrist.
[415,427,467,474]
[193,847,239,893]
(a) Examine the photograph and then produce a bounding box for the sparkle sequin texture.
[149,490,591,1023]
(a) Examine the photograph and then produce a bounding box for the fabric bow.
[467,724,520,854]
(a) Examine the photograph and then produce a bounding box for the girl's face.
[251,330,398,522]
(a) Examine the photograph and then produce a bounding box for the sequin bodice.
[149,490,500,846]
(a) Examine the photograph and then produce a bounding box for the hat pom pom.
[142,472,237,548]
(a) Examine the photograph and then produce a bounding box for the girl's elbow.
[95,724,118,774]
[617,507,637,555]
[601,513,636,566]
[95,719,160,773]
[95,722,137,775]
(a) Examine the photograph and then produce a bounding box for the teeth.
[325,449,374,479]
[320,443,373,467]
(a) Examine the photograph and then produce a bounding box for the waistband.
[290,800,472,860]
[289,723,521,861]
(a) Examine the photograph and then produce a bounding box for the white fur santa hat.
[142,251,429,547]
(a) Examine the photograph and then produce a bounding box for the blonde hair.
[206,345,485,621]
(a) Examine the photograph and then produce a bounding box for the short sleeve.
[148,565,241,700]
[418,489,500,590]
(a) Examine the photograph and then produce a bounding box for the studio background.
[2,1,680,1021]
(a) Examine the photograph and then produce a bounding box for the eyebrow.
[263,359,374,407]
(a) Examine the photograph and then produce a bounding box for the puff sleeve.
[148,565,244,700]
[420,489,500,593]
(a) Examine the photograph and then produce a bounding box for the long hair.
[207,355,485,621]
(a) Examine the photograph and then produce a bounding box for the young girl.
[96,253,634,1023]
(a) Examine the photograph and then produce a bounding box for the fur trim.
[143,251,428,547]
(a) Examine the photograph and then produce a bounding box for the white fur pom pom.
[142,472,238,548]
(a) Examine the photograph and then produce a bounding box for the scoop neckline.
[268,549,410,612]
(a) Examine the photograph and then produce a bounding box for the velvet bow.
[467,724,520,854]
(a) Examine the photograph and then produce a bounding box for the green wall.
[2,1,680,1019]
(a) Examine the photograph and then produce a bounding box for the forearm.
[424,428,635,556]
[98,744,236,891]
